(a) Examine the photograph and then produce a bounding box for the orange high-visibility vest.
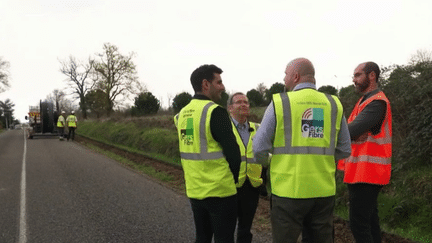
[338,91,392,185]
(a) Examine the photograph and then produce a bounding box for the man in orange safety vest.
[338,61,392,243]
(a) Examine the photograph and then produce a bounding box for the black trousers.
[237,179,260,243]
[301,217,335,243]
[348,183,383,243]
[58,127,64,138]
[271,195,334,243]
[68,127,76,140]
[190,195,237,243]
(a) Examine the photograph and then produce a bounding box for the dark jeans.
[190,195,238,243]
[348,183,383,243]
[237,179,260,243]
[58,127,64,138]
[68,127,76,141]
[271,195,334,243]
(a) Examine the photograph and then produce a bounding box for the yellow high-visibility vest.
[271,89,343,198]
[66,115,77,127]
[175,99,237,199]
[232,121,263,188]
[57,115,65,127]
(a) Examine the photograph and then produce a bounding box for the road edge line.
[19,130,27,243]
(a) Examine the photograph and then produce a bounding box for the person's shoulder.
[212,105,228,115]
[210,106,230,122]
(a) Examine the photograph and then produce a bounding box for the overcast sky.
[1,0,431,122]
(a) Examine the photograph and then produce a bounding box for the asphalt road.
[0,129,196,242]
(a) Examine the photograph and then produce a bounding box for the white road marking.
[19,131,27,243]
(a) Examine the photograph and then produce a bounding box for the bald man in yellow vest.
[253,58,351,243]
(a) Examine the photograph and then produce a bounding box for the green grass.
[84,143,173,182]
[335,168,432,242]
[77,120,181,166]
[382,167,432,242]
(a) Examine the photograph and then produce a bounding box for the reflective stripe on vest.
[233,122,263,188]
[271,89,343,198]
[176,99,236,199]
[180,102,224,161]
[173,113,179,128]
[339,91,392,185]
[273,92,338,156]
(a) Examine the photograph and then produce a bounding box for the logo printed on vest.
[301,108,324,138]
[180,118,194,145]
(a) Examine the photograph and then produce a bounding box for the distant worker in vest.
[253,58,351,243]
[337,62,392,243]
[174,64,241,243]
[57,111,66,141]
[66,111,78,141]
[227,92,266,243]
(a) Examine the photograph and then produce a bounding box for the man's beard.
[356,76,370,93]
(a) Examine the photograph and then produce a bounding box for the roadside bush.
[247,89,265,107]
[382,61,432,169]
[265,82,285,105]
[131,91,160,116]
[318,85,338,96]
[172,92,192,114]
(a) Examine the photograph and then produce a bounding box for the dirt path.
[75,135,418,243]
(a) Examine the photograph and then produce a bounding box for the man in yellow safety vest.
[66,110,77,141]
[57,110,66,141]
[174,64,241,243]
[253,58,351,243]
[227,92,266,243]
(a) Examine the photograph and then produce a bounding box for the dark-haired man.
[338,62,392,243]
[174,64,241,243]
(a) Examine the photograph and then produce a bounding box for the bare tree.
[256,82,268,104]
[0,57,10,93]
[59,55,94,119]
[93,43,144,116]
[46,89,67,113]
[409,49,432,65]
[256,82,267,96]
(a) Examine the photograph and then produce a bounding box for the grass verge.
[84,143,174,183]
[77,120,181,166]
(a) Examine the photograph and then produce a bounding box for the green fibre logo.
[301,108,324,138]
[180,118,194,145]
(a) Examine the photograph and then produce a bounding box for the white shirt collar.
[231,117,248,129]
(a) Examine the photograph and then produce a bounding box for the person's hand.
[355,133,368,143]
[258,184,268,197]
[261,168,267,185]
